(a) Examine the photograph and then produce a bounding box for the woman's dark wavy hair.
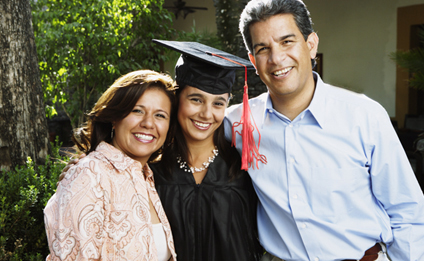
[159,84,245,180]
[239,0,316,67]
[72,69,177,163]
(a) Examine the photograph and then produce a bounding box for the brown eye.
[132,109,144,114]
[190,98,202,103]
[155,113,167,119]
[256,47,267,54]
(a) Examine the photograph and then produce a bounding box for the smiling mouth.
[192,120,211,129]
[134,133,154,141]
[273,67,293,76]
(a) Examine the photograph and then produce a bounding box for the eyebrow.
[187,93,204,98]
[252,34,296,51]
[187,92,228,103]
[216,96,227,103]
[134,105,170,116]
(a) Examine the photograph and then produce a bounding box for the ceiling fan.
[164,0,208,19]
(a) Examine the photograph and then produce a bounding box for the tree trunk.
[0,0,50,171]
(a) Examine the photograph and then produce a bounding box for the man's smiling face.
[248,13,318,102]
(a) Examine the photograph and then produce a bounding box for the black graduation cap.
[152,39,254,95]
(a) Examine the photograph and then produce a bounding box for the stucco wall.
[164,0,217,33]
[305,0,424,117]
[165,0,424,117]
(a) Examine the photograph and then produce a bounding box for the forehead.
[138,88,171,106]
[249,13,301,42]
[181,85,229,99]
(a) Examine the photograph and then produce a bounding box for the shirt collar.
[262,72,327,129]
[95,142,153,178]
[264,93,274,118]
[307,72,327,129]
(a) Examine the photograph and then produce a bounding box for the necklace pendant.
[177,146,219,174]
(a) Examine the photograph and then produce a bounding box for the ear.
[248,53,259,75]
[306,32,319,59]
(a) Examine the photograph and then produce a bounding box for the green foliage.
[159,24,224,72]
[390,27,424,90]
[176,23,223,49]
[212,0,267,103]
[213,0,242,54]
[0,139,68,260]
[31,0,176,129]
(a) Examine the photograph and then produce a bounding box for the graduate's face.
[178,86,229,144]
[112,88,171,164]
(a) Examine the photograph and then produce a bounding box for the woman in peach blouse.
[44,70,177,261]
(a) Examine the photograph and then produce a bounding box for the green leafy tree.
[213,0,266,104]
[162,24,224,68]
[390,27,424,91]
[31,0,175,128]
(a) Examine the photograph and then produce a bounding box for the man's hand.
[57,153,87,186]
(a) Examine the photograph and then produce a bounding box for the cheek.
[161,121,170,135]
[255,57,267,71]
[214,109,226,124]
[178,104,192,122]
[114,119,131,135]
[298,46,312,63]
[177,110,185,125]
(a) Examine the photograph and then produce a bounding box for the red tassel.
[231,67,267,170]
[208,52,267,170]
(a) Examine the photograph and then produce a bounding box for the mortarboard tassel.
[208,52,267,170]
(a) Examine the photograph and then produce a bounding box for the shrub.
[0,140,68,261]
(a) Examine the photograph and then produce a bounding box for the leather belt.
[343,243,382,261]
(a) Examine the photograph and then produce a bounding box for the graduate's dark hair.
[72,69,177,163]
[159,84,245,180]
[239,0,316,67]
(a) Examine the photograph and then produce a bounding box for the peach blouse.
[44,142,176,261]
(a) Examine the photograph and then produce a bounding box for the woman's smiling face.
[177,86,229,144]
[112,87,171,164]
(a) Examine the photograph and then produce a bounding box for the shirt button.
[314,258,319,261]
[268,109,273,113]
[300,223,307,228]
[290,158,295,163]
[292,194,298,199]
[288,124,293,128]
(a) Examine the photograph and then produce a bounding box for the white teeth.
[273,67,293,76]
[134,133,153,141]
[194,121,209,128]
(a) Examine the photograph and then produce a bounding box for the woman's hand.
[57,153,87,186]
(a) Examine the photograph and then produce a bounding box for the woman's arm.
[45,157,106,260]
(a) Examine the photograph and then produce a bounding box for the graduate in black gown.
[150,40,263,261]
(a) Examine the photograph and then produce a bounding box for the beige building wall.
[162,0,217,75]
[165,0,424,120]
[164,0,217,32]
[305,0,424,118]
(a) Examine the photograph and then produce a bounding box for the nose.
[269,45,286,65]
[199,104,212,119]
[140,113,154,129]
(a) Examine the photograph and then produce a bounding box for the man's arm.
[368,108,424,260]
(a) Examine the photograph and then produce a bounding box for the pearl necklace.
[177,147,219,173]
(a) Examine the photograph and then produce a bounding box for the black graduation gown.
[151,154,262,261]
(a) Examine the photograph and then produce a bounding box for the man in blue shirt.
[224,0,424,260]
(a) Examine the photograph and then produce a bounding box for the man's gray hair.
[239,0,314,54]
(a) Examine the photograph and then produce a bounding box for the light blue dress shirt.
[224,73,424,261]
